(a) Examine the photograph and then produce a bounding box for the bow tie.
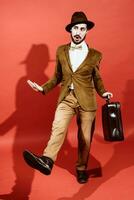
[69,45,82,51]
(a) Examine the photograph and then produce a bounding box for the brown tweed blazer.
[41,43,107,111]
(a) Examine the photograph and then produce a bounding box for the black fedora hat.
[65,11,95,32]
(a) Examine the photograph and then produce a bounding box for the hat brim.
[65,21,95,32]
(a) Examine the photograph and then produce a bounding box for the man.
[23,11,113,184]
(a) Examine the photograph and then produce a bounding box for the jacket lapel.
[63,43,94,73]
[64,44,73,72]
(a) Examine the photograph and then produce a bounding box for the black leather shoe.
[23,150,54,175]
[76,170,88,184]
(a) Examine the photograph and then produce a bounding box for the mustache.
[74,35,81,39]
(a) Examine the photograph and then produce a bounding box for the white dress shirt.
[69,41,89,89]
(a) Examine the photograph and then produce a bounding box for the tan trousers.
[43,90,96,170]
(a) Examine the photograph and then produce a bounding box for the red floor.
[0,129,134,200]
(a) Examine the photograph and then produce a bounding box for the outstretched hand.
[27,80,43,92]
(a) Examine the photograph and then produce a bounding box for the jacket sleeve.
[41,48,62,94]
[92,53,107,96]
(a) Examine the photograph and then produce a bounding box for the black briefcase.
[102,97,124,141]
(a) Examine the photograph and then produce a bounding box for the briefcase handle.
[105,94,111,104]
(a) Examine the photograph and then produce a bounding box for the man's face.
[71,23,87,44]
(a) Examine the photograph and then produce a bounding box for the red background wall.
[0,0,134,199]
[1,0,134,137]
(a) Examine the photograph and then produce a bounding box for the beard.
[71,34,86,44]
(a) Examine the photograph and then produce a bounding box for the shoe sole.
[23,150,51,175]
